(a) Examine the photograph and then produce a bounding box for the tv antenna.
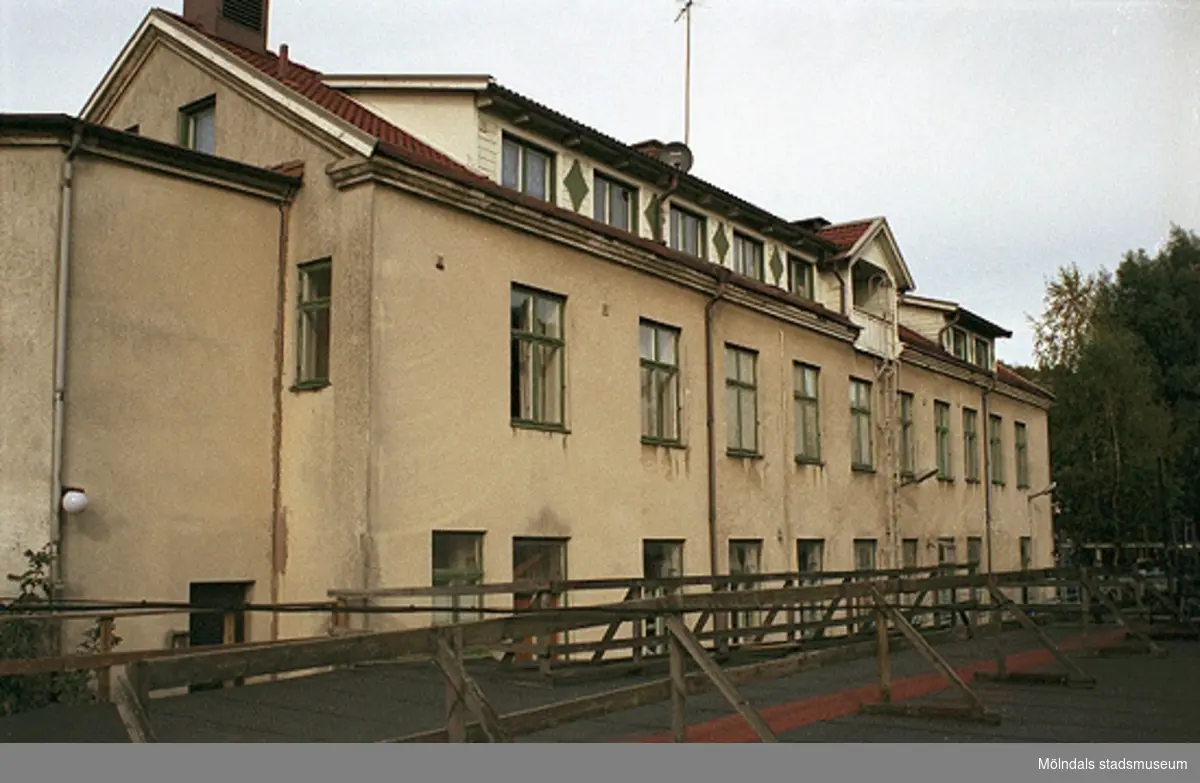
[675,0,697,146]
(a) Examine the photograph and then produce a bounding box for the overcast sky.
[3,0,1197,365]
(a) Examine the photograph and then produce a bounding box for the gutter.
[704,269,731,583]
[48,123,83,596]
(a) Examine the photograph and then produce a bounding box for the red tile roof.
[898,325,1053,400]
[817,219,876,253]
[161,11,469,174]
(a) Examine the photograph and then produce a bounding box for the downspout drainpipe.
[269,194,295,643]
[655,172,681,243]
[49,124,83,598]
[981,372,1003,670]
[705,271,731,582]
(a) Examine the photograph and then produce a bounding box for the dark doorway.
[188,581,250,692]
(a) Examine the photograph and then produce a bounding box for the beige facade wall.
[342,90,481,171]
[54,155,282,652]
[0,146,62,596]
[97,39,380,641]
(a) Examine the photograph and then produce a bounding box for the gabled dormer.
[898,294,1012,373]
[811,217,915,360]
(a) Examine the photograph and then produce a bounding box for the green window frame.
[1015,421,1030,488]
[935,400,953,480]
[963,408,980,483]
[899,392,915,477]
[988,413,1005,485]
[501,133,554,202]
[511,285,566,430]
[640,320,681,444]
[594,173,637,233]
[789,255,815,300]
[669,205,707,259]
[296,259,331,388]
[850,378,873,471]
[950,328,968,361]
[973,337,991,369]
[725,345,758,456]
[794,363,821,463]
[178,95,216,154]
[732,233,764,281]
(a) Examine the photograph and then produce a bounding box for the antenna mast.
[675,0,695,146]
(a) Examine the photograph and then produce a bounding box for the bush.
[0,543,121,716]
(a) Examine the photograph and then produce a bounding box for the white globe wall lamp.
[61,488,89,515]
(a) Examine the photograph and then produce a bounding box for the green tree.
[1029,263,1106,372]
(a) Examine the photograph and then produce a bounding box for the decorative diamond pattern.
[645,195,661,238]
[712,223,729,263]
[769,246,784,284]
[563,159,589,212]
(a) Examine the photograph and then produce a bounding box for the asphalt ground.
[1,622,1196,743]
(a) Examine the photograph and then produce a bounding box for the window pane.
[300,307,330,381]
[641,365,656,437]
[511,289,531,331]
[670,209,681,250]
[656,328,676,366]
[738,388,756,452]
[639,323,655,360]
[511,338,533,420]
[502,139,521,190]
[536,343,562,424]
[525,148,548,200]
[535,296,561,338]
[304,265,331,301]
[593,178,608,222]
[611,183,631,230]
[192,107,215,154]
[738,351,755,384]
[724,347,737,380]
[726,384,740,449]
[659,368,679,441]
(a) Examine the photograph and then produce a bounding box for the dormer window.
[594,174,636,232]
[789,256,815,300]
[733,233,764,281]
[950,327,968,361]
[973,337,992,370]
[501,134,553,202]
[669,205,706,259]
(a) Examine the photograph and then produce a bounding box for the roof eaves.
[481,82,838,256]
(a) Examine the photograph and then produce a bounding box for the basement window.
[179,95,216,155]
[432,532,484,625]
[296,259,331,389]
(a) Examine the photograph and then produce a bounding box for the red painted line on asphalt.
[619,628,1127,743]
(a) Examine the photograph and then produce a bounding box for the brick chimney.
[182,0,270,53]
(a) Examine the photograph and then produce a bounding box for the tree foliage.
[1032,226,1200,552]
[0,543,121,716]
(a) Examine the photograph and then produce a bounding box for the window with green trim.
[988,413,1005,485]
[511,285,565,428]
[501,134,553,202]
[296,259,331,387]
[733,233,764,281]
[963,408,980,482]
[669,205,706,258]
[640,320,680,444]
[594,174,636,232]
[725,345,758,455]
[794,363,821,463]
[899,392,915,476]
[178,95,215,154]
[950,327,968,361]
[973,337,992,370]
[1015,421,1030,488]
[789,256,815,300]
[849,378,873,470]
[935,400,953,480]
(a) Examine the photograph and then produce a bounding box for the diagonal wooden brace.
[978,583,1096,687]
[434,634,511,742]
[867,585,994,719]
[1080,574,1167,657]
[113,663,158,743]
[663,615,778,742]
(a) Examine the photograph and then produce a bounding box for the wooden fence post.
[96,616,114,702]
[875,606,891,703]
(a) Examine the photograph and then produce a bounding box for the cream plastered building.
[0,1,1054,651]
